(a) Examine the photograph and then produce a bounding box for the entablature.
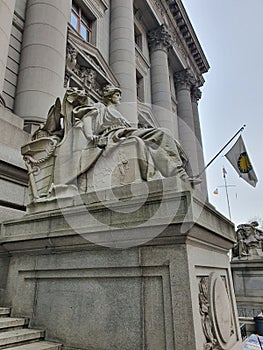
[141,0,209,80]
[167,0,209,75]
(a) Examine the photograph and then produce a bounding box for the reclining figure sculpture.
[22,85,200,202]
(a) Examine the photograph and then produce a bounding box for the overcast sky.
[182,0,263,226]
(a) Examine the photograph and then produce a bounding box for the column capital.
[191,87,202,103]
[174,68,196,90]
[148,25,172,52]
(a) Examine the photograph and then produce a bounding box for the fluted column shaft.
[174,69,199,177]
[192,87,208,195]
[110,0,137,126]
[0,0,16,105]
[148,25,173,131]
[14,0,71,122]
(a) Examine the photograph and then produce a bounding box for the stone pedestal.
[232,259,263,317]
[0,179,243,350]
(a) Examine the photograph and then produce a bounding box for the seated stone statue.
[232,221,263,258]
[72,84,200,185]
[22,85,200,203]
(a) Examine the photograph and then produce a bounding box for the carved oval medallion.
[209,273,232,348]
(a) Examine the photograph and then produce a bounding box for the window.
[134,24,142,50]
[136,71,144,101]
[70,1,92,43]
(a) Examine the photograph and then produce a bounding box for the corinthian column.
[191,87,208,194]
[174,69,199,177]
[109,0,137,126]
[0,0,16,105]
[14,0,71,123]
[148,25,173,131]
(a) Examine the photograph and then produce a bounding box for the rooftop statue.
[232,221,263,259]
[22,85,201,203]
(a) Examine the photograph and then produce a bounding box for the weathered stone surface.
[0,181,243,350]
[232,259,263,317]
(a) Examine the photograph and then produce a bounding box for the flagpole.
[223,167,232,220]
[196,124,246,177]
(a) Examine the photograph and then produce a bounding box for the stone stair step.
[0,318,28,330]
[0,309,10,318]
[6,341,61,350]
[0,328,44,348]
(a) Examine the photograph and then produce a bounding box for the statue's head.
[102,85,122,105]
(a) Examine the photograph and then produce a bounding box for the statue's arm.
[73,103,103,142]
[73,104,99,120]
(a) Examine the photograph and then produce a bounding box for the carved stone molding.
[66,45,78,72]
[199,273,235,350]
[174,68,196,90]
[65,44,78,87]
[0,94,6,107]
[148,25,172,52]
[82,0,108,18]
[78,66,97,90]
[168,0,209,74]
[65,43,98,92]
[191,87,202,103]
[170,31,187,60]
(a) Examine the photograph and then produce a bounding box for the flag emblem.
[237,152,252,174]
[225,135,257,187]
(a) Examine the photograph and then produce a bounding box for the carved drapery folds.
[148,25,172,52]
[174,68,196,90]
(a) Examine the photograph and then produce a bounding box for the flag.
[213,188,219,195]
[225,135,258,187]
[222,167,227,177]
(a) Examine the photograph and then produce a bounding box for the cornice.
[167,0,210,74]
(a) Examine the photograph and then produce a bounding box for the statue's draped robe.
[72,102,188,181]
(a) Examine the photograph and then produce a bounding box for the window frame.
[136,71,144,102]
[134,24,143,51]
[70,1,93,43]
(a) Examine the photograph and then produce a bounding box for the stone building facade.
[0,0,209,221]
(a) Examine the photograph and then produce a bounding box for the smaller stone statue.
[232,221,263,258]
